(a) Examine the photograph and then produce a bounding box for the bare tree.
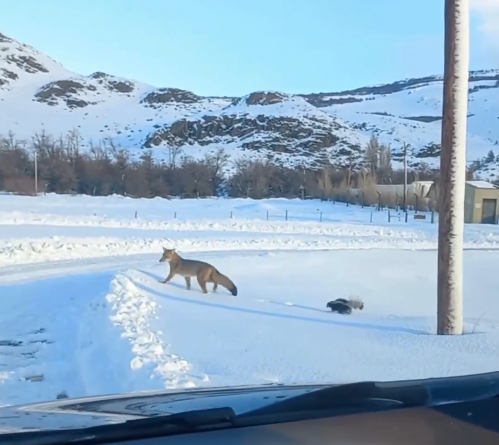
[377,144,393,183]
[204,148,229,193]
[316,165,334,199]
[167,145,183,169]
[437,0,469,335]
[65,128,82,166]
[364,135,380,174]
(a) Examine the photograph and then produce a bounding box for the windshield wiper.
[2,407,238,445]
[239,374,499,419]
[238,381,431,418]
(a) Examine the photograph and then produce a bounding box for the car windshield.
[0,0,498,435]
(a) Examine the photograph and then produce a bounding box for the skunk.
[326,297,364,315]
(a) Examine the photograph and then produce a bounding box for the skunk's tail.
[345,297,364,310]
[334,297,364,310]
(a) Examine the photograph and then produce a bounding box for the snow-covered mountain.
[1,31,499,177]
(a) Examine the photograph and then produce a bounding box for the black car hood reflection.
[0,383,324,433]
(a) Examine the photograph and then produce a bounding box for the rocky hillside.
[1,31,499,177]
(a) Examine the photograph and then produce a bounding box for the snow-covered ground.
[0,193,498,407]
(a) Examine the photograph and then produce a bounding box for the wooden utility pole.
[347,158,353,189]
[402,143,409,212]
[34,150,38,196]
[437,0,469,335]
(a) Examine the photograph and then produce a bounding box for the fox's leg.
[160,272,175,284]
[185,276,191,290]
[212,282,218,292]
[196,275,208,294]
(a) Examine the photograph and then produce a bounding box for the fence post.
[431,211,435,224]
[134,210,137,219]
[319,211,323,222]
[405,211,408,223]
[285,210,288,221]
[266,211,269,221]
[388,210,391,222]
[370,212,373,223]
[174,212,177,219]
[230,211,233,219]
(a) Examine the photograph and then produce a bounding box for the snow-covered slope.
[1,31,499,176]
[144,91,368,169]
[313,71,499,174]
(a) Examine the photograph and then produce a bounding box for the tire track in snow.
[0,255,179,404]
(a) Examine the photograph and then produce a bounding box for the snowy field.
[0,193,499,407]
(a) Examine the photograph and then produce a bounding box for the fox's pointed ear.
[163,247,167,252]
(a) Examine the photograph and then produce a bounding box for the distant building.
[426,180,499,224]
[464,181,499,224]
[372,181,433,197]
[348,181,433,198]
[343,180,433,210]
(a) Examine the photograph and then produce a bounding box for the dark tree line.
[0,130,479,204]
[0,130,228,199]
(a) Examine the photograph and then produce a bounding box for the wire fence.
[129,205,436,225]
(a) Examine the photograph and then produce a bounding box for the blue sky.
[0,0,497,96]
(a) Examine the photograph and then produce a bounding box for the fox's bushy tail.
[213,270,237,296]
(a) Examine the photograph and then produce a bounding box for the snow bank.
[105,274,207,389]
[2,234,499,268]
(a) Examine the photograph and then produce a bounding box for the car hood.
[0,383,326,433]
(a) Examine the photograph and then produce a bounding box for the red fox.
[159,248,238,296]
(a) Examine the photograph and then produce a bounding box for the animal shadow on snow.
[136,270,426,336]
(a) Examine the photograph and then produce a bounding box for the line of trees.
[0,130,479,207]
